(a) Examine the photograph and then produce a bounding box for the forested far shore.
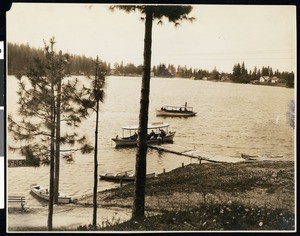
[8,42,294,88]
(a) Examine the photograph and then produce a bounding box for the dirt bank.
[8,161,295,231]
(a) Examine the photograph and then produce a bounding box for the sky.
[7,3,296,73]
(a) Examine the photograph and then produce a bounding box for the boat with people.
[111,122,176,147]
[156,102,197,117]
[30,184,71,204]
[99,170,155,182]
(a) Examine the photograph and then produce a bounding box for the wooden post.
[182,163,184,168]
[120,179,123,187]
[199,158,202,164]
[163,169,165,174]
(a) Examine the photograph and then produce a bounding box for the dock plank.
[148,144,245,163]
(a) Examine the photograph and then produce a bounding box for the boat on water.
[156,102,197,117]
[30,184,71,204]
[99,170,155,182]
[111,122,176,147]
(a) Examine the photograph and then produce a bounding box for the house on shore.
[259,76,271,83]
[271,76,280,83]
[259,76,280,83]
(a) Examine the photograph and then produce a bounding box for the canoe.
[99,172,155,182]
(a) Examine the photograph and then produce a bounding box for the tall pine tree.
[8,38,93,230]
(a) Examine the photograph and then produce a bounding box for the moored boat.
[241,154,260,161]
[99,171,155,182]
[111,122,176,147]
[156,103,196,117]
[30,184,71,204]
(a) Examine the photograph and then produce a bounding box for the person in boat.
[160,128,166,138]
[159,128,166,143]
[130,132,138,140]
[184,102,188,111]
[157,134,162,145]
[148,130,155,140]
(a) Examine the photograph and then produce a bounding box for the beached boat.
[241,154,260,161]
[30,184,71,204]
[270,155,283,158]
[156,103,196,117]
[99,171,155,182]
[111,122,176,147]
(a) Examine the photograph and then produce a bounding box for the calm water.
[7,75,295,206]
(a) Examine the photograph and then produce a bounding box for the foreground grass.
[78,160,294,231]
[101,203,294,231]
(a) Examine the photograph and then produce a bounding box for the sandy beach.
[8,200,132,231]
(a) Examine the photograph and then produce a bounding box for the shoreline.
[7,160,295,231]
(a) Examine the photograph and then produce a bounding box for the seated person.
[148,130,155,140]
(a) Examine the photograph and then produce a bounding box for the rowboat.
[156,103,196,117]
[241,154,260,161]
[99,170,155,182]
[30,184,71,204]
[111,122,176,147]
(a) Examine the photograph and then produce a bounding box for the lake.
[7,75,295,206]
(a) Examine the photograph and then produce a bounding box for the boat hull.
[30,185,71,204]
[100,174,135,182]
[100,173,155,182]
[156,109,196,117]
[112,131,176,147]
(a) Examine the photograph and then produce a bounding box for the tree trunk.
[92,99,99,228]
[48,72,56,231]
[93,59,100,228]
[132,9,153,220]
[54,75,61,204]
[48,119,55,231]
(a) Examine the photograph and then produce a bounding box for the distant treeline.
[8,43,294,88]
[8,43,112,76]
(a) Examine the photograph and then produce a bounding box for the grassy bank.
[80,160,294,231]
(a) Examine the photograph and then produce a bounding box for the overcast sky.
[7,3,296,73]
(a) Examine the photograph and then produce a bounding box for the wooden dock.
[148,144,246,163]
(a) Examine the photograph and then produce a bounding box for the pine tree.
[8,38,93,230]
[111,5,194,221]
[83,57,106,229]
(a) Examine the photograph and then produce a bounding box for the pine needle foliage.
[8,38,94,166]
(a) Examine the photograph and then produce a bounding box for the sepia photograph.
[5,2,296,232]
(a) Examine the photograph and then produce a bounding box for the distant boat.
[30,184,71,204]
[241,154,260,161]
[156,103,196,117]
[99,170,155,182]
[270,155,283,158]
[111,122,176,147]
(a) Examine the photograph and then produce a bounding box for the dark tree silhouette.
[111,5,194,220]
